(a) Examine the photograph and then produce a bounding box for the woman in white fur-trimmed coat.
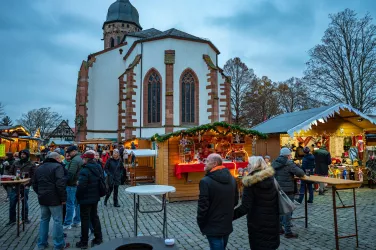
[234,156,280,250]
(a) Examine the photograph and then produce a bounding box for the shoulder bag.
[88,167,107,197]
[273,178,297,215]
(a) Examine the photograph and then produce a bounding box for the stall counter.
[175,162,248,179]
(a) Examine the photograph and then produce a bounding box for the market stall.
[252,104,376,184]
[123,139,156,186]
[78,138,115,153]
[0,125,41,158]
[151,122,266,202]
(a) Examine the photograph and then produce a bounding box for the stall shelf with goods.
[252,103,376,184]
[122,139,156,186]
[151,122,266,202]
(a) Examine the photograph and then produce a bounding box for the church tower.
[103,0,142,49]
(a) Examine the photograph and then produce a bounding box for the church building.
[75,0,231,142]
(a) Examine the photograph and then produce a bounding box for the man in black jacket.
[33,152,70,250]
[104,149,124,207]
[7,149,36,225]
[197,153,238,250]
[313,146,332,195]
[272,147,305,239]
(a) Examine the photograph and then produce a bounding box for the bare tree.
[243,76,282,126]
[224,57,256,124]
[304,9,376,112]
[17,108,62,139]
[277,77,324,113]
[1,116,13,126]
[0,102,5,119]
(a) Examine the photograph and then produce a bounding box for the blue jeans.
[280,194,294,234]
[64,186,80,226]
[207,235,229,250]
[298,181,314,203]
[37,205,65,250]
[9,187,29,222]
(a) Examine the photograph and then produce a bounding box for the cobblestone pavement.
[0,186,375,250]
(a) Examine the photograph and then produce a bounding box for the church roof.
[127,28,163,38]
[150,28,209,42]
[104,0,142,29]
[128,28,209,42]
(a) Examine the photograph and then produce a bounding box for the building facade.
[75,0,231,142]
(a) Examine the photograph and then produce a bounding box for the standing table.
[125,185,176,238]
[297,176,362,250]
[0,178,30,237]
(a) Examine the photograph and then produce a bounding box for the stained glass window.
[147,71,161,124]
[181,71,195,123]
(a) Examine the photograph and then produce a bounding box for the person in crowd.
[101,150,110,165]
[295,142,305,161]
[7,149,35,225]
[13,152,20,161]
[197,153,238,250]
[75,150,103,249]
[2,152,16,201]
[234,156,280,250]
[104,149,123,207]
[94,152,103,168]
[297,147,315,204]
[272,147,305,238]
[63,146,83,230]
[33,152,70,250]
[314,144,332,195]
[61,152,71,229]
[264,155,271,166]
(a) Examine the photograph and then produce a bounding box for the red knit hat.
[81,150,96,159]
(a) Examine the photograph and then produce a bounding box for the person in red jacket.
[101,151,110,165]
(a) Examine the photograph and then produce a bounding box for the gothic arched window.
[110,37,115,48]
[181,69,199,124]
[144,69,162,125]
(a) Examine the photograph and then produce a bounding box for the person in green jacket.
[63,146,83,230]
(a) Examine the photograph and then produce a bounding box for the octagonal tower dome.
[102,0,142,49]
[104,0,142,29]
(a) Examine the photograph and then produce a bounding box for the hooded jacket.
[234,167,280,250]
[9,149,36,187]
[272,155,305,194]
[32,158,67,206]
[313,147,331,175]
[197,167,238,237]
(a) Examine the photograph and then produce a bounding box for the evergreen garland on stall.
[150,122,267,143]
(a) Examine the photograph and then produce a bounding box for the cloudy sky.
[0,0,375,126]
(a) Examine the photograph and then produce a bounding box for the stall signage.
[0,144,5,157]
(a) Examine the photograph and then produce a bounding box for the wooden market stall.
[78,138,115,152]
[151,122,266,202]
[123,139,156,185]
[0,125,34,155]
[252,103,376,184]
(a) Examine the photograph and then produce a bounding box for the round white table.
[125,185,176,238]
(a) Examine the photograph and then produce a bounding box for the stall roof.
[252,103,376,137]
[125,149,156,157]
[79,138,114,144]
[0,125,30,136]
[48,140,75,146]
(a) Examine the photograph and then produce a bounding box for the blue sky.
[0,0,375,126]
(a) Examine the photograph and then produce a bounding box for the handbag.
[273,178,297,215]
[88,168,107,197]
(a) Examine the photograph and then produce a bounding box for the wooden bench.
[129,166,155,186]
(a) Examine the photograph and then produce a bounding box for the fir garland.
[151,122,267,142]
